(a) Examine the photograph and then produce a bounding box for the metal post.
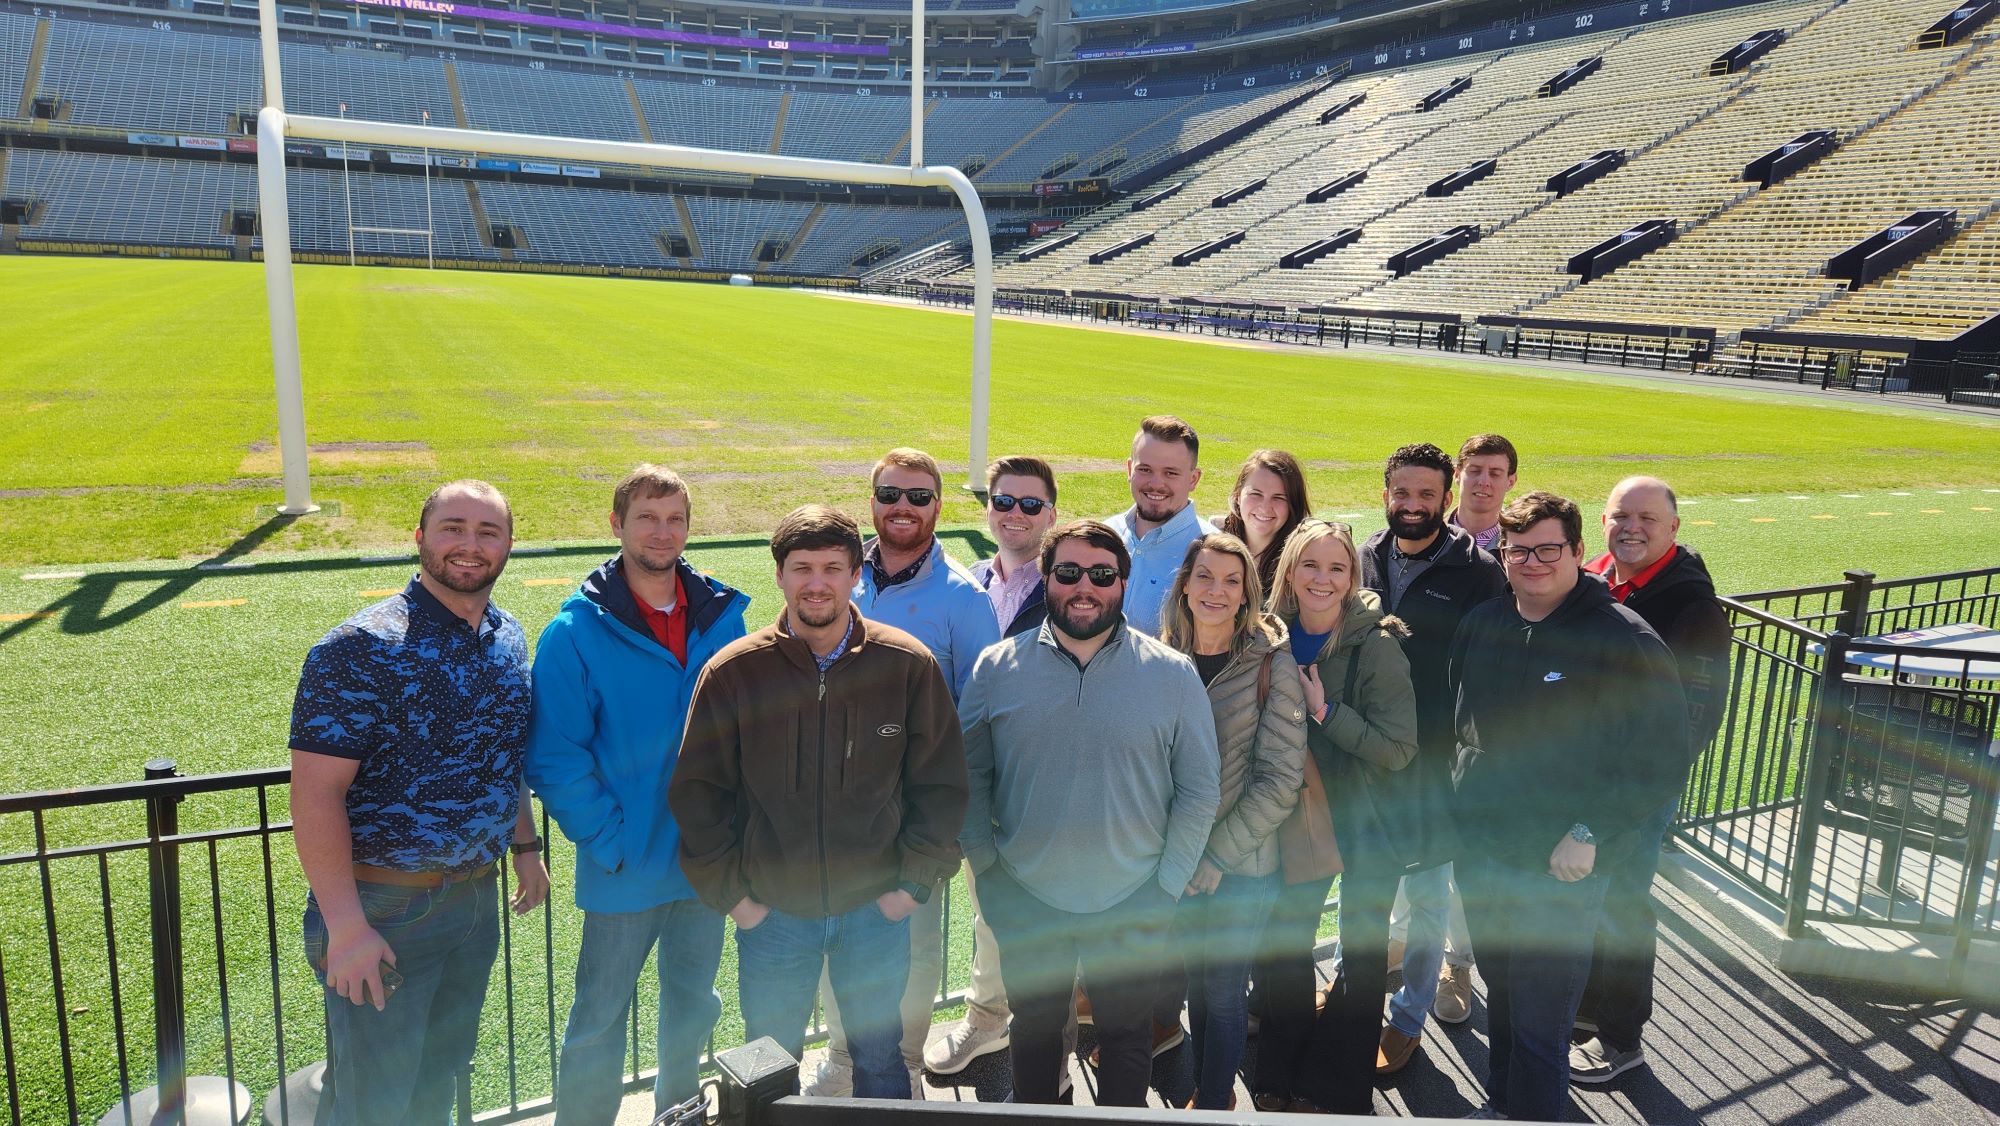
[1839,569,1877,637]
[256,105,319,515]
[340,104,355,268]
[1786,631,1848,938]
[909,0,924,168]
[422,109,434,270]
[146,760,187,1123]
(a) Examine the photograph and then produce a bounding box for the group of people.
[290,416,1732,1124]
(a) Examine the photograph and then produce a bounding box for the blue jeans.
[1460,856,1610,1122]
[735,900,912,1099]
[1580,797,1680,1052]
[304,874,499,1126]
[1388,861,1472,1037]
[1176,872,1279,1110]
[555,899,726,1123]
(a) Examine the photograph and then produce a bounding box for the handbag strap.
[1343,645,1361,704]
[1255,650,1276,709]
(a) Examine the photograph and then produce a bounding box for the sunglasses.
[989,494,1050,516]
[1050,562,1121,588]
[873,485,936,508]
[1499,542,1570,565]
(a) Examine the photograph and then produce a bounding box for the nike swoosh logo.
[1544,672,1565,682]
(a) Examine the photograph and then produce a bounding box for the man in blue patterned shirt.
[290,479,548,1126]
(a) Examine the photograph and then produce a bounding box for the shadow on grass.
[0,525,999,649]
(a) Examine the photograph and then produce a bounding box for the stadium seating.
[7,149,251,248]
[1,9,35,120]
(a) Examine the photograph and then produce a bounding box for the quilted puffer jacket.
[1198,614,1310,878]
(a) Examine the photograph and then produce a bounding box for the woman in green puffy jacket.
[1158,532,1310,1111]
[1252,520,1419,1115]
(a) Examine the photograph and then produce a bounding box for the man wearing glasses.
[1446,492,1688,1123]
[924,455,1063,1083]
[959,520,1220,1106]
[807,447,1001,1098]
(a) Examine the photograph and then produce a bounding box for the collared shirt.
[1584,545,1680,603]
[783,612,856,672]
[1448,509,1502,554]
[1106,502,1215,637]
[1386,531,1451,612]
[289,576,531,873]
[981,553,1041,632]
[865,540,926,590]
[631,569,688,664]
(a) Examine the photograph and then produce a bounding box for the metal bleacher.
[7,149,251,247]
[1,9,34,120]
[38,19,258,134]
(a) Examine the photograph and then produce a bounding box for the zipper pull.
[819,672,826,701]
[846,739,854,761]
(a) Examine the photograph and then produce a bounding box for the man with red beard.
[290,479,549,1126]
[959,520,1220,1106]
[806,447,1000,1098]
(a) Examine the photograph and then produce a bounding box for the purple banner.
[352,0,890,56]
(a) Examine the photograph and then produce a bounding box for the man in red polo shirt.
[1573,475,1731,1085]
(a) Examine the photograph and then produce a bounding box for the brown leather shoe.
[1387,936,1407,974]
[1376,1026,1421,1074]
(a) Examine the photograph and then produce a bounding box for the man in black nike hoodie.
[1447,492,1688,1123]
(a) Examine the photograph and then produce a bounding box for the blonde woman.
[1251,520,1419,1115]
[1158,532,1308,1110]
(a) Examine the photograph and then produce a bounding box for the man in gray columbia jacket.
[959,519,1221,1107]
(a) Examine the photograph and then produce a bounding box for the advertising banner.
[433,154,471,168]
[285,142,327,157]
[562,165,601,178]
[1075,42,1193,61]
[226,137,257,153]
[128,132,176,146]
[387,151,428,165]
[349,0,890,55]
[476,158,520,172]
[521,161,562,175]
[1028,218,1065,237]
[178,136,227,151]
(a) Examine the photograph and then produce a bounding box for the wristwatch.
[898,880,932,905]
[510,837,544,855]
[1568,823,1597,847]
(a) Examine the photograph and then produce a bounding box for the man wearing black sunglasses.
[1445,492,1687,1123]
[959,520,1220,1107]
[970,456,1060,639]
[810,447,1001,1099]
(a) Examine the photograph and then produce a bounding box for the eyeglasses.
[873,485,936,508]
[1499,542,1571,565]
[1049,562,1120,588]
[989,494,1050,516]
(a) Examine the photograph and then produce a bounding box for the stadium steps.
[673,195,702,260]
[970,102,1072,182]
[463,179,514,262]
[769,91,790,154]
[18,16,47,119]
[883,98,941,163]
[779,202,826,263]
[625,79,654,143]
[442,61,469,128]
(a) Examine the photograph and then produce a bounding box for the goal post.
[253,0,993,516]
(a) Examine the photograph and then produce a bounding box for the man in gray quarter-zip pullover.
[959,520,1221,1106]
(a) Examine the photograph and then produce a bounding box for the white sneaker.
[801,1057,853,1098]
[923,1019,1011,1075]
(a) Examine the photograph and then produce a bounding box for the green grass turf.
[2,256,1998,567]
[4,254,2000,1122]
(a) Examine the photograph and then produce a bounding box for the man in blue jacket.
[808,447,1001,1098]
[525,465,749,1125]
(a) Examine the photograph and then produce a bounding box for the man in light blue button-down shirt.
[1106,415,1214,637]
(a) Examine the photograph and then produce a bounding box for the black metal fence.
[0,766,972,1126]
[1671,566,2000,988]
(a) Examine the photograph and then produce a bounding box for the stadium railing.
[1672,565,2000,990]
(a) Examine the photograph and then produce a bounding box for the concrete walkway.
[524,873,1999,1123]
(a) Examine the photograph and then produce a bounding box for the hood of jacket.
[577,553,745,651]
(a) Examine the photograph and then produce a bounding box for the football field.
[2,254,1999,1123]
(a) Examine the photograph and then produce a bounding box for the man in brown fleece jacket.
[669,504,968,1099]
